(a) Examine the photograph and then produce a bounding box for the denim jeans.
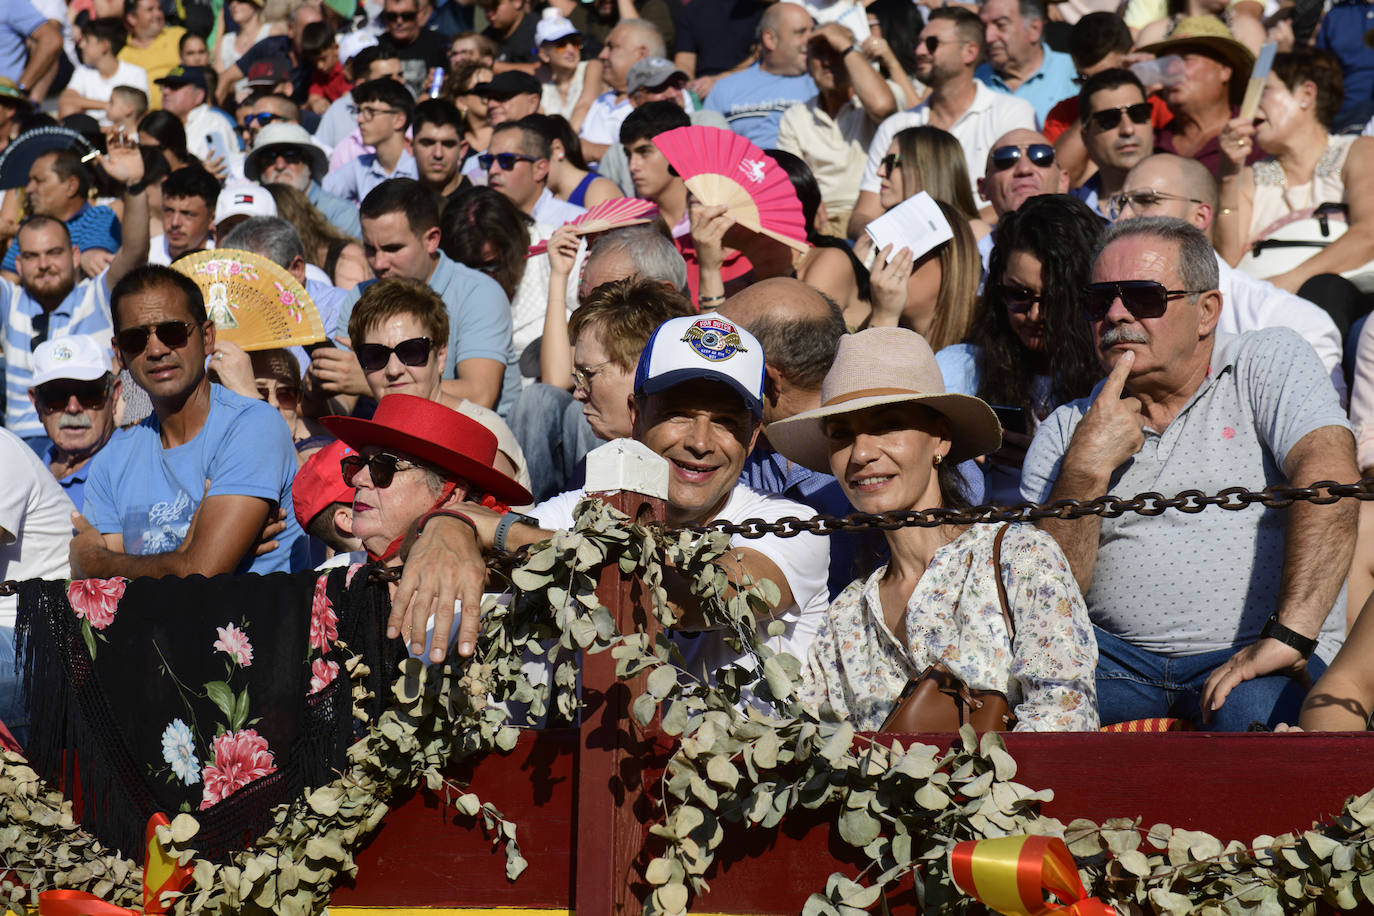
[1094,625,1325,732]
[505,383,602,504]
[0,626,26,747]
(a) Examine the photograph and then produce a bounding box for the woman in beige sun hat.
[767,327,1099,732]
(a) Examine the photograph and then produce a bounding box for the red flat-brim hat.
[321,394,532,507]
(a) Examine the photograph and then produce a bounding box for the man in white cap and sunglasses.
[387,314,830,694]
[1021,216,1356,732]
[26,334,121,512]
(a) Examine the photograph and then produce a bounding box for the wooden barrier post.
[578,440,670,916]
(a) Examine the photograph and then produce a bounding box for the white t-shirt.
[0,429,75,628]
[531,484,830,697]
[579,91,633,147]
[859,81,1037,204]
[67,61,150,124]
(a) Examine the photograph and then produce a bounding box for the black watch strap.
[1260,615,1317,659]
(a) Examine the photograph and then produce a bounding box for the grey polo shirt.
[1021,329,1350,661]
[336,252,522,416]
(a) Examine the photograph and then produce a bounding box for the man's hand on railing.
[393,514,489,662]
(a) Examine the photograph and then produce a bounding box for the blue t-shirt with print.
[84,384,307,573]
[704,64,817,149]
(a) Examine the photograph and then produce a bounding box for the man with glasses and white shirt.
[1021,217,1355,731]
[849,7,1035,236]
[323,78,419,205]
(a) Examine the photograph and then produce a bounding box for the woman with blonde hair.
[889,126,991,237]
[265,183,371,290]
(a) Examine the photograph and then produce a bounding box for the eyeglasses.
[878,152,902,176]
[115,320,198,355]
[990,144,1055,172]
[478,151,540,171]
[1106,189,1205,221]
[269,147,310,165]
[919,36,952,54]
[380,10,418,22]
[256,382,301,409]
[643,75,688,93]
[356,336,432,372]
[546,35,582,49]
[357,105,400,122]
[1082,280,1208,322]
[340,451,425,488]
[35,379,111,412]
[1002,285,1042,314]
[571,359,612,391]
[1088,102,1152,132]
[241,112,283,130]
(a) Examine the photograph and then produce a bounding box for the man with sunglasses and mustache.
[1021,217,1357,731]
[244,120,361,238]
[72,264,308,580]
[2,142,148,456]
[26,335,120,512]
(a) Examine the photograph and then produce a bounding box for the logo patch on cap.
[681,317,747,362]
[53,344,74,361]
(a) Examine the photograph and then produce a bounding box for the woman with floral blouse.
[766,327,1099,731]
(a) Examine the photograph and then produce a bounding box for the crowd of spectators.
[3,0,1374,743]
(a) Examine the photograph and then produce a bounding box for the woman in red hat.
[321,394,532,567]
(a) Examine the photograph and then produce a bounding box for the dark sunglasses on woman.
[356,337,432,373]
[340,451,424,488]
[1088,103,1152,132]
[990,144,1055,172]
[1082,280,1207,322]
[1002,285,1043,314]
[116,320,198,355]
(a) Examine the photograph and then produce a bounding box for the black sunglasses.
[116,320,198,355]
[990,144,1055,172]
[356,336,432,372]
[920,36,951,54]
[381,10,418,22]
[1082,280,1207,322]
[1002,285,1042,314]
[1088,102,1152,132]
[268,147,310,164]
[478,151,539,171]
[878,152,902,175]
[35,379,111,412]
[340,451,424,488]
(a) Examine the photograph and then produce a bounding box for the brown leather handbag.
[879,525,1017,734]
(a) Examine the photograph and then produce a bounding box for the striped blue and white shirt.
[1,273,114,439]
[1,204,122,273]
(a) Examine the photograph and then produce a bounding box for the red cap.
[292,439,355,532]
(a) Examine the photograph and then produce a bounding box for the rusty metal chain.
[667,477,1374,540]
[4,478,1372,595]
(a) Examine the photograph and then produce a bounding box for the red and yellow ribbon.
[949,835,1116,916]
[38,814,191,916]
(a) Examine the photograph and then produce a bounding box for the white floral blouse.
[798,523,1099,732]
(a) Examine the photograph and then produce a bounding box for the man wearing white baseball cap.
[25,334,120,512]
[213,183,277,245]
[389,314,830,702]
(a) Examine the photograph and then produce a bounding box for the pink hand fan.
[527,197,659,255]
[652,125,810,253]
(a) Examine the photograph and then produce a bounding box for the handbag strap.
[992,523,1015,639]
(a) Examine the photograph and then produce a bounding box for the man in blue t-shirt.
[704,2,817,149]
[74,266,307,577]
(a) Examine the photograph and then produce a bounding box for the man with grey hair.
[509,223,689,501]
[1021,216,1358,731]
[703,2,817,149]
[580,19,665,163]
[976,0,1076,124]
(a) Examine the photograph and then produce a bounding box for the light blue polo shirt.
[976,46,1078,126]
[336,252,522,416]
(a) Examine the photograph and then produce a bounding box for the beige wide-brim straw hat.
[766,327,1003,473]
[1137,15,1255,104]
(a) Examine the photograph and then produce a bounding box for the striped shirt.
[1,273,114,438]
[1,204,122,273]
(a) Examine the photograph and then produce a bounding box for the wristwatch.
[494,512,535,552]
[1260,615,1317,659]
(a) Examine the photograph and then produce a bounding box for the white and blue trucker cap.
[633,314,765,418]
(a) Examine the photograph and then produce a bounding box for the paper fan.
[652,126,810,253]
[527,197,659,256]
[171,249,326,351]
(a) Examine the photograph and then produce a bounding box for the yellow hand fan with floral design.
[171,249,326,351]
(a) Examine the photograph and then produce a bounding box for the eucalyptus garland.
[1,501,1374,915]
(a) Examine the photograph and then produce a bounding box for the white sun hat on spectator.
[31,335,111,387]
